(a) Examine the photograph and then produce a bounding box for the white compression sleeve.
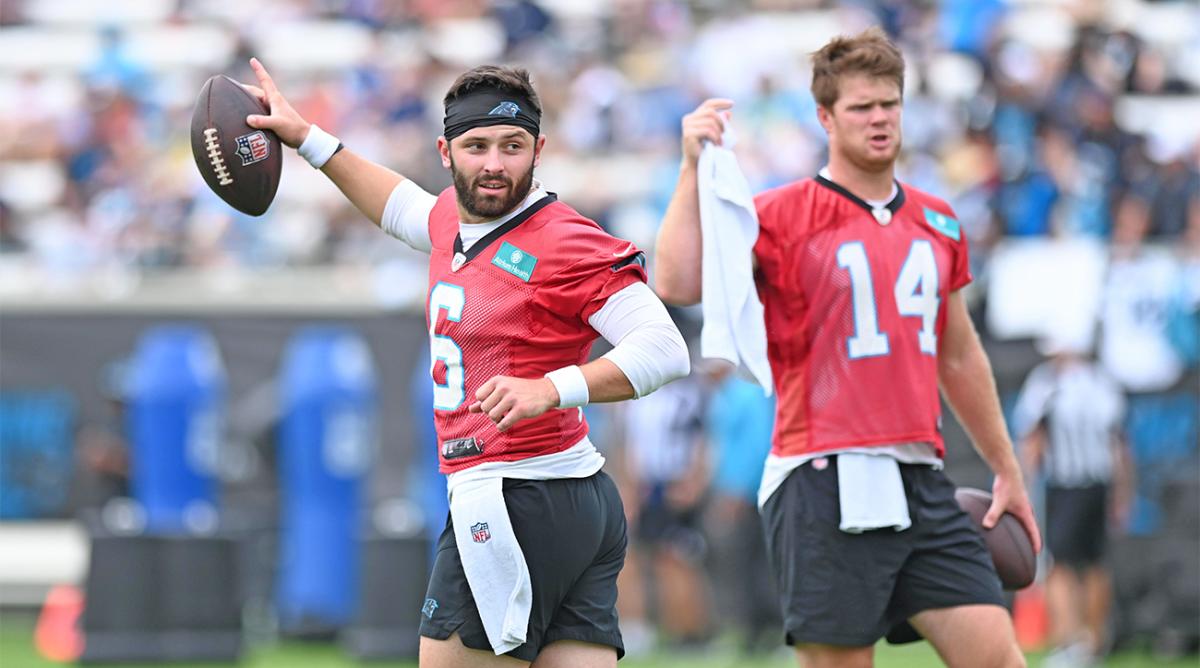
[380,179,436,253]
[587,282,690,398]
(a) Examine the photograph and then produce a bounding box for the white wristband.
[298,124,341,169]
[545,365,589,409]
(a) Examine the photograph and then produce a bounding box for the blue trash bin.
[277,327,377,633]
[126,326,225,534]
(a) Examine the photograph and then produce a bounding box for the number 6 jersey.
[753,176,972,460]
[425,187,646,474]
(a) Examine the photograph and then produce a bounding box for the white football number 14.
[836,239,939,359]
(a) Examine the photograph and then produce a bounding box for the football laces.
[203,127,233,186]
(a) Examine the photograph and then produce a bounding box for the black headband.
[443,88,540,142]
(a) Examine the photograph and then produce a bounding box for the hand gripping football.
[190,75,281,216]
[955,487,1037,590]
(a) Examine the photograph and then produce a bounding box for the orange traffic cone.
[1013,582,1048,652]
[33,584,84,662]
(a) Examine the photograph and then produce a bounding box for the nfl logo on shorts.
[234,130,270,166]
[471,522,491,544]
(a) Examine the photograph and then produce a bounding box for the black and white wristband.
[298,124,342,169]
[545,365,589,409]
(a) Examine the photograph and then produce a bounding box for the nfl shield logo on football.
[234,130,270,166]
[471,522,491,543]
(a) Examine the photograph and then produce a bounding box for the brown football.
[190,75,281,216]
[955,487,1037,590]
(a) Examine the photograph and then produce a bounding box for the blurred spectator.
[0,200,21,253]
[936,0,1004,60]
[1143,146,1200,239]
[701,361,778,655]
[1014,332,1132,667]
[68,361,130,516]
[619,372,712,651]
[86,27,150,98]
[1100,190,1190,392]
[995,120,1061,237]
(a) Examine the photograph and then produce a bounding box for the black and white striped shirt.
[1013,359,1125,487]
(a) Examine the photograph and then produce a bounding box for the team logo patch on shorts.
[471,522,491,543]
[234,130,270,166]
[422,597,438,618]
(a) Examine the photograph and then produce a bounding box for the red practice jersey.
[426,188,646,473]
[753,176,972,459]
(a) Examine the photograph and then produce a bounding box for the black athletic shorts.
[634,482,707,560]
[760,456,1006,647]
[1045,483,1108,568]
[418,472,626,662]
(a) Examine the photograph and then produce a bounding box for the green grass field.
[0,615,1189,667]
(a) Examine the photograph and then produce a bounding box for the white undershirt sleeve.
[587,282,690,398]
[379,179,436,254]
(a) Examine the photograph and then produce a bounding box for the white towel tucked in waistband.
[837,453,912,533]
[449,477,532,655]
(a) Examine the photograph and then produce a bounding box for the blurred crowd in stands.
[1,0,1196,281]
[2,0,1198,660]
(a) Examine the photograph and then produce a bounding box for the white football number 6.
[429,282,466,410]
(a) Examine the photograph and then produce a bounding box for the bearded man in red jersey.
[243,60,689,668]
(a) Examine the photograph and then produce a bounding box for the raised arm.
[653,99,732,306]
[938,291,1043,553]
[242,58,407,228]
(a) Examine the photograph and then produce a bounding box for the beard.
[450,156,536,220]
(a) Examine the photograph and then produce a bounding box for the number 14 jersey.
[753,177,972,460]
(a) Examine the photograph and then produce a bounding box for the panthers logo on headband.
[488,101,520,118]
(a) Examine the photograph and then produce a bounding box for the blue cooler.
[277,327,377,633]
[126,326,225,534]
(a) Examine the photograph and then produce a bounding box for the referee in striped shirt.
[1014,330,1132,667]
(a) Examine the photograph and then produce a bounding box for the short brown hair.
[810,27,905,109]
[443,65,543,116]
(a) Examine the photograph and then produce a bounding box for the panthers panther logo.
[488,101,520,118]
